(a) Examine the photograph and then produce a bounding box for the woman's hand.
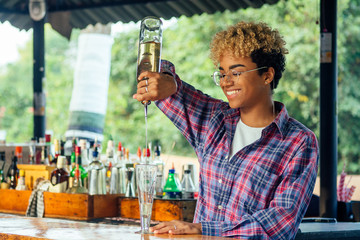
[133,71,177,102]
[149,220,202,235]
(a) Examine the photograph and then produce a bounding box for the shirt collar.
[270,101,289,139]
[221,101,289,139]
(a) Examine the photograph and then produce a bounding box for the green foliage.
[0,0,359,172]
[337,0,360,172]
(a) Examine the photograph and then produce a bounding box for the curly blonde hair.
[210,21,289,89]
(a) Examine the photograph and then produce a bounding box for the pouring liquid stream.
[144,104,148,164]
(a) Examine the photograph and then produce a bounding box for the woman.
[133,21,318,240]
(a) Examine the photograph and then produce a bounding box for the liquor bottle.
[64,138,73,164]
[60,139,65,156]
[88,146,106,195]
[79,139,89,167]
[125,148,130,163]
[116,142,123,163]
[9,153,19,189]
[106,139,115,165]
[181,169,196,199]
[136,16,163,106]
[110,142,126,194]
[29,137,37,164]
[163,163,182,199]
[49,156,69,193]
[70,146,88,186]
[153,144,165,198]
[135,146,142,166]
[67,137,78,168]
[15,146,23,164]
[105,139,115,193]
[143,148,151,164]
[39,137,47,165]
[52,139,61,166]
[45,134,54,165]
[0,153,9,189]
[15,169,27,190]
[66,163,88,194]
[0,171,9,189]
[69,151,76,174]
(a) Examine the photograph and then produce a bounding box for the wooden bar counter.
[0,213,228,240]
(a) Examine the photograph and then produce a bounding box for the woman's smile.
[225,89,242,98]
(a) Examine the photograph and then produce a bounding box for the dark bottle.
[49,156,69,193]
[9,153,19,189]
[60,139,65,156]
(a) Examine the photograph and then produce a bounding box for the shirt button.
[218,179,222,184]
[218,205,223,210]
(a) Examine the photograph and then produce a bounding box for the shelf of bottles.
[0,134,198,221]
[0,135,197,200]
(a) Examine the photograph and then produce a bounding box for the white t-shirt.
[230,118,265,159]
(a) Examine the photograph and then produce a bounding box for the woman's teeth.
[227,90,240,95]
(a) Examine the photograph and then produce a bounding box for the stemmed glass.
[136,164,157,234]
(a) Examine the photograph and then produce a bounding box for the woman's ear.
[264,67,275,85]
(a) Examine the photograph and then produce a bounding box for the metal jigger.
[125,168,135,197]
[110,165,126,194]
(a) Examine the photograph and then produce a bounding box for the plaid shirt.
[156,61,319,239]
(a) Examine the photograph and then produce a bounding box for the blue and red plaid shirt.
[156,61,319,239]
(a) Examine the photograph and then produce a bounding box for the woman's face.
[218,54,270,109]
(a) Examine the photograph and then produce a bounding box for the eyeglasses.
[211,66,268,86]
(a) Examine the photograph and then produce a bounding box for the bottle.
[163,163,182,199]
[66,163,88,194]
[136,16,163,105]
[116,142,123,163]
[105,139,115,193]
[60,139,65,156]
[70,150,76,173]
[153,144,165,198]
[39,137,47,165]
[135,146,142,165]
[181,170,196,199]
[45,134,53,165]
[15,146,23,164]
[64,138,73,164]
[79,139,89,168]
[52,139,61,166]
[29,137,37,164]
[70,146,88,187]
[143,148,150,164]
[88,146,107,195]
[106,139,115,165]
[9,153,18,190]
[15,169,27,190]
[110,142,126,194]
[0,170,9,189]
[49,156,69,193]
